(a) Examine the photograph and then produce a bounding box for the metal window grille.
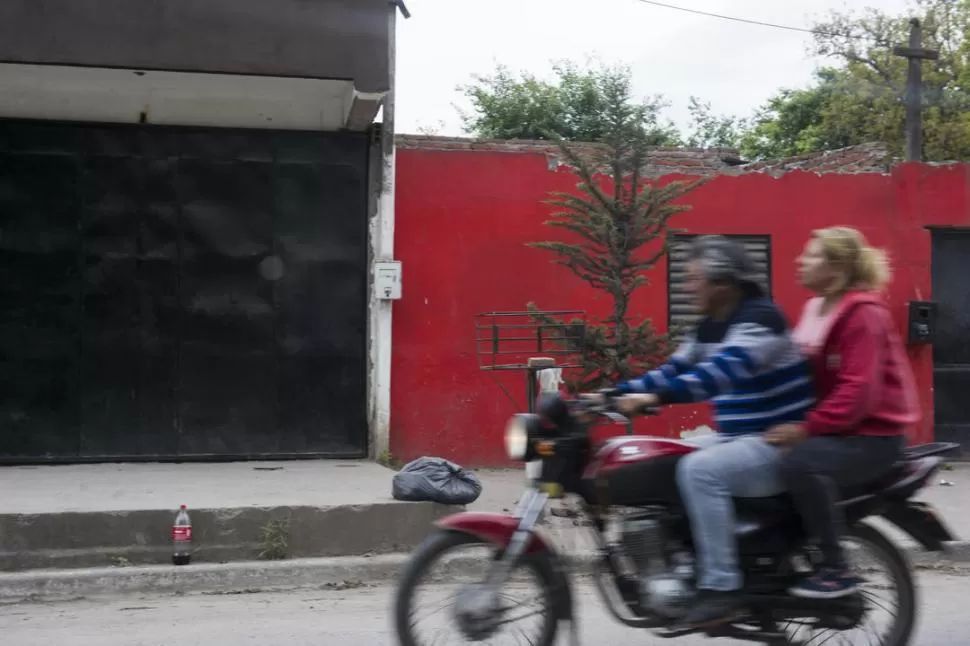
[667,234,772,334]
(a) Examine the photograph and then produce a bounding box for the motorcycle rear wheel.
[782,523,917,646]
[393,530,560,646]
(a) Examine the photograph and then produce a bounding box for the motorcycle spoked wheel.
[393,530,560,646]
[779,523,917,646]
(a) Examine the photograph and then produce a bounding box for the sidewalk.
[2,459,410,514]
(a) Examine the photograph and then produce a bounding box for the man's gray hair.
[687,235,765,295]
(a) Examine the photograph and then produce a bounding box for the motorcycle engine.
[619,511,697,619]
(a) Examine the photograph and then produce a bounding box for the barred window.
[667,234,772,334]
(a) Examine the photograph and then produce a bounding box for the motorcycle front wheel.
[393,530,561,646]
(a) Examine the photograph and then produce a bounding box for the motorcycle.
[393,391,960,646]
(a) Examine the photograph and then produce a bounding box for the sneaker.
[788,569,860,599]
[671,590,747,631]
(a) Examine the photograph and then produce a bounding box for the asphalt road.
[3,571,969,645]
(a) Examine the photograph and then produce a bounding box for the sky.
[395,0,914,137]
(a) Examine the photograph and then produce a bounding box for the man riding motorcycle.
[586,235,815,630]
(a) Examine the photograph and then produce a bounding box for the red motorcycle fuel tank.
[585,436,696,475]
[581,436,697,507]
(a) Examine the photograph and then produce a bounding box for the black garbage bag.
[392,456,483,505]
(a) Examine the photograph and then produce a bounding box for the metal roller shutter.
[0,118,370,462]
[667,234,772,335]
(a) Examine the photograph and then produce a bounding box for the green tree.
[738,68,853,160]
[684,96,748,149]
[741,0,970,161]
[459,60,682,145]
[527,101,705,391]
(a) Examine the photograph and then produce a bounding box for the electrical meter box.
[907,300,937,344]
[375,261,402,300]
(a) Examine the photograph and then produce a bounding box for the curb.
[3,542,969,603]
[0,501,457,572]
[0,552,603,602]
[0,554,414,601]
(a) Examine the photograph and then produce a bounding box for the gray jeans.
[676,433,785,591]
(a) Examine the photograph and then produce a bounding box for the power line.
[634,0,862,40]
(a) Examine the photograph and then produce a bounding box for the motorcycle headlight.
[504,414,537,460]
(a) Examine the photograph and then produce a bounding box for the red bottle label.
[172,526,193,542]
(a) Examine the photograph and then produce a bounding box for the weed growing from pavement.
[259,518,290,560]
[377,450,404,471]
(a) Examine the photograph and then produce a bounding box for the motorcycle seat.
[841,456,943,505]
[732,456,942,518]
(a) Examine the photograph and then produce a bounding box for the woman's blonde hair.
[811,226,891,294]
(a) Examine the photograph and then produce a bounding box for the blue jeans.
[677,433,785,591]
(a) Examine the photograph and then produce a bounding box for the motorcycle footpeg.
[654,625,699,638]
[657,610,751,638]
[706,624,787,643]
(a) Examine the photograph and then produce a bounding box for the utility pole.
[892,18,940,161]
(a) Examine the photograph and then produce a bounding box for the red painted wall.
[391,147,970,466]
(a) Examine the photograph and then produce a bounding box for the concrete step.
[0,502,457,572]
[0,459,463,572]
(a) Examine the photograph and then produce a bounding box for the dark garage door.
[0,119,370,462]
[932,228,970,455]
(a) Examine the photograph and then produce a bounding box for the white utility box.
[375,261,402,300]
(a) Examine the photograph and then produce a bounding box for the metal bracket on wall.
[474,309,585,415]
[473,310,586,372]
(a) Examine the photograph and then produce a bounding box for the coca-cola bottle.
[172,504,192,566]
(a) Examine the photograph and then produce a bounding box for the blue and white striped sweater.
[617,297,814,436]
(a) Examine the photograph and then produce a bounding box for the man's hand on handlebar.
[578,391,608,406]
[578,390,660,417]
[615,393,660,416]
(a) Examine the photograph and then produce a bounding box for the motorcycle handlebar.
[571,392,661,420]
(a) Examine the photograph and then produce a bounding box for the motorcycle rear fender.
[881,500,957,552]
[434,511,575,622]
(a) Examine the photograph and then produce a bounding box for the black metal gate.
[931,228,970,454]
[0,119,370,462]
